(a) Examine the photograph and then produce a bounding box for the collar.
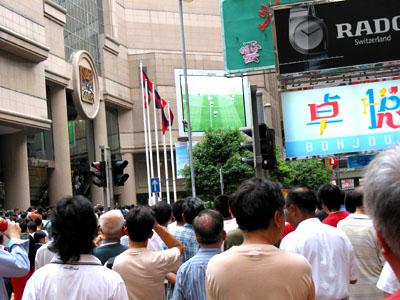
[99,241,120,247]
[183,223,193,228]
[198,247,222,254]
[349,213,370,219]
[51,254,102,265]
[297,217,321,229]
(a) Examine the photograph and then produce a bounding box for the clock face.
[293,19,324,52]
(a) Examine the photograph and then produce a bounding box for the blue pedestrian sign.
[151,177,160,193]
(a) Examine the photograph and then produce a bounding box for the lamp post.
[178,0,196,197]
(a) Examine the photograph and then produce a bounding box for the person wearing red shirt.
[317,184,349,227]
[363,146,400,300]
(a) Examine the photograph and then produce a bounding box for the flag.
[142,70,153,107]
[161,109,169,135]
[161,107,174,135]
[155,90,167,109]
[168,108,174,126]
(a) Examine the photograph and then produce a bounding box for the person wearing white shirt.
[22,195,128,300]
[213,195,238,233]
[280,186,357,300]
[377,262,400,298]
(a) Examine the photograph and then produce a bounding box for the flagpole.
[145,79,155,205]
[163,133,170,204]
[152,85,162,202]
[140,62,151,199]
[168,101,178,203]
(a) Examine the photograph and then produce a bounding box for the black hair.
[34,230,46,243]
[213,195,231,218]
[18,218,28,233]
[182,197,205,225]
[126,206,155,242]
[317,184,343,211]
[27,221,37,232]
[172,200,184,223]
[287,187,318,214]
[231,177,284,231]
[193,209,224,244]
[152,201,172,226]
[34,218,42,227]
[49,195,97,263]
[345,189,363,213]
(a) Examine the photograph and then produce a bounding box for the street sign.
[151,177,160,193]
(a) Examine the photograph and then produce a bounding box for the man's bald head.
[193,209,224,245]
[98,209,125,240]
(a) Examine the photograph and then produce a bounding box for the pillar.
[1,134,30,210]
[48,86,72,204]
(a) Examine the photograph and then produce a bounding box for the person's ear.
[222,230,227,241]
[376,229,391,259]
[124,227,128,236]
[274,210,285,229]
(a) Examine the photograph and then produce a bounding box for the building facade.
[0,0,282,209]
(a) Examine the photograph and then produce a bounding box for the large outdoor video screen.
[175,69,250,136]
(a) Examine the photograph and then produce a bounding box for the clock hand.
[308,27,321,36]
[301,29,310,36]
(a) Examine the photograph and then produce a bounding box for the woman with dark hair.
[22,196,128,300]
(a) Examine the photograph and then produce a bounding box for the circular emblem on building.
[71,50,100,120]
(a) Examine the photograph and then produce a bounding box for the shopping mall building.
[0,0,282,209]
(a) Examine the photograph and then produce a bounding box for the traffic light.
[112,160,129,186]
[91,161,106,187]
[240,127,255,167]
[259,123,276,170]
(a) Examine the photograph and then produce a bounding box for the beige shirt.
[113,247,180,300]
[206,244,315,300]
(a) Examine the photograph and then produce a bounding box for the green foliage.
[270,146,332,191]
[182,129,254,201]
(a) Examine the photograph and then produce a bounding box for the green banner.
[221,0,302,73]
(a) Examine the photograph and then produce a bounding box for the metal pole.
[152,85,162,201]
[220,168,224,195]
[100,146,108,210]
[106,147,114,209]
[250,86,263,178]
[168,101,178,203]
[178,0,196,197]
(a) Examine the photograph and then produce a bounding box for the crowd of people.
[1,144,400,300]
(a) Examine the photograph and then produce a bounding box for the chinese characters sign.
[221,0,302,73]
[282,80,400,158]
[79,66,95,104]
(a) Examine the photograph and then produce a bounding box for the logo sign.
[71,51,100,120]
[150,177,160,194]
[79,66,95,104]
[221,0,302,73]
[347,154,375,168]
[282,79,400,158]
[273,0,400,75]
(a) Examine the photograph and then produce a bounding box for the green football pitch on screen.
[181,76,247,132]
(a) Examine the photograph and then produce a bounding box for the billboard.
[175,141,198,179]
[282,79,400,158]
[221,0,304,73]
[175,69,251,137]
[273,0,400,75]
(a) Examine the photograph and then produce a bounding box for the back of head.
[182,197,205,225]
[231,177,284,231]
[364,145,400,257]
[287,186,318,215]
[172,200,184,223]
[98,209,125,240]
[34,230,47,243]
[27,221,37,232]
[344,188,363,213]
[193,209,224,245]
[317,184,343,212]
[213,195,231,219]
[50,195,97,263]
[126,206,155,242]
[152,201,172,226]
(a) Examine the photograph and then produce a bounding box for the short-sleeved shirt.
[113,247,180,300]
[173,248,221,300]
[337,214,384,299]
[280,218,357,300]
[377,262,400,295]
[206,244,315,300]
[174,224,199,263]
[22,255,128,300]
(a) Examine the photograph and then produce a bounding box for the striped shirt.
[174,224,199,263]
[338,214,385,300]
[173,248,221,300]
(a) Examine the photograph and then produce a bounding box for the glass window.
[53,0,104,75]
